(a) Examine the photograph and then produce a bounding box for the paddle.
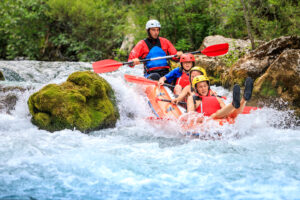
[124,74,227,100]
[93,43,229,73]
[156,98,186,105]
[124,74,174,88]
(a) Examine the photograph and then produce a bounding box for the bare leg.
[211,98,248,119]
[210,104,236,119]
[213,77,253,119]
[174,85,183,95]
[211,84,240,119]
[228,98,246,118]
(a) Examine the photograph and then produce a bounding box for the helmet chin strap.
[208,86,210,96]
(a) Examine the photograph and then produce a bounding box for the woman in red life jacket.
[158,53,195,95]
[128,19,183,80]
[187,75,253,119]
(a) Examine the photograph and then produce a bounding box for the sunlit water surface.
[0,61,299,200]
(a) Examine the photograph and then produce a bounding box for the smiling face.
[182,62,193,71]
[149,27,160,39]
[190,71,202,82]
[196,81,209,96]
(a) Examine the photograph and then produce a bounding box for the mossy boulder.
[225,36,300,87]
[253,49,300,116]
[28,71,119,133]
[0,70,4,81]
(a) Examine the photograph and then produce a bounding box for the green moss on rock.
[28,71,119,133]
[209,76,222,86]
[33,113,51,129]
[259,80,278,97]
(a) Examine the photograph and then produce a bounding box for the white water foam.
[0,61,299,199]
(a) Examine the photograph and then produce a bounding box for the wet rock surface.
[198,35,255,53]
[0,85,26,114]
[195,35,258,86]
[28,71,119,133]
[253,49,300,116]
[0,70,4,81]
[196,35,300,117]
[226,36,300,86]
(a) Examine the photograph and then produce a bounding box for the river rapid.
[0,61,299,200]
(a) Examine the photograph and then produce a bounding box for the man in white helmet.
[128,19,183,80]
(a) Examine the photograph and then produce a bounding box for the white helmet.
[145,20,161,30]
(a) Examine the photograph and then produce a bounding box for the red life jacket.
[195,90,221,116]
[176,72,190,88]
[128,37,178,70]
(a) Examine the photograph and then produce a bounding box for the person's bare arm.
[171,86,189,104]
[158,77,166,86]
[187,95,196,112]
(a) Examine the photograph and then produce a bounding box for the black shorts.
[145,68,169,80]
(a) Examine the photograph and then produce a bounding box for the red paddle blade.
[201,43,229,57]
[124,74,158,85]
[92,59,123,73]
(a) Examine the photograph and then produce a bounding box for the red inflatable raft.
[145,85,258,126]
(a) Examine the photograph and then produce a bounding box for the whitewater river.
[0,61,299,200]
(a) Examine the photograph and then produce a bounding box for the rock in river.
[28,71,119,133]
[0,70,4,81]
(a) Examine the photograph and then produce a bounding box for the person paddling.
[187,75,254,119]
[128,19,183,80]
[158,53,195,95]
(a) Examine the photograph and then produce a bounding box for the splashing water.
[0,61,299,200]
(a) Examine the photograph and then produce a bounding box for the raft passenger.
[187,75,254,119]
[171,66,217,104]
[158,53,195,95]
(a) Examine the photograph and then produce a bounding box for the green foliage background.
[0,0,299,61]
